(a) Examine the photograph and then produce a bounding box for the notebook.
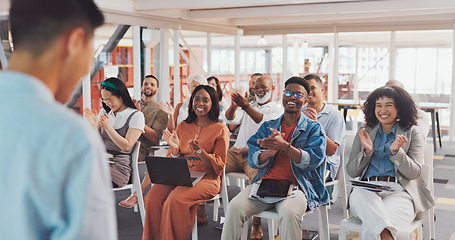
[145,156,205,187]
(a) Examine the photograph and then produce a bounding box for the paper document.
[248,181,296,203]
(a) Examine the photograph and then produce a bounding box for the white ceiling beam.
[133,0,358,11]
[231,9,455,26]
[242,20,455,35]
[187,0,455,19]
[101,9,241,35]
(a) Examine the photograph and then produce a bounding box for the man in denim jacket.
[221,77,328,240]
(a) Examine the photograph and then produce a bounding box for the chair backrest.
[126,142,141,185]
[423,143,434,195]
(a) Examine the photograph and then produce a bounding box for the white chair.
[325,139,349,219]
[241,161,330,240]
[191,168,229,240]
[226,172,250,191]
[112,142,146,227]
[423,143,435,240]
[338,164,432,240]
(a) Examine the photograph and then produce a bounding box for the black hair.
[10,0,104,55]
[207,76,223,101]
[101,77,137,113]
[363,86,417,130]
[284,76,310,95]
[303,74,323,85]
[144,75,159,87]
[185,85,220,124]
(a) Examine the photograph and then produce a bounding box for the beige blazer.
[346,124,435,213]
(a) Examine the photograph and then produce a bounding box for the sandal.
[119,193,138,208]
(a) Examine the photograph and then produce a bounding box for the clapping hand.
[160,101,174,116]
[390,135,407,154]
[303,107,318,121]
[257,128,287,152]
[359,128,373,155]
[188,139,201,154]
[163,129,179,150]
[84,108,98,127]
[98,113,112,130]
[231,92,249,109]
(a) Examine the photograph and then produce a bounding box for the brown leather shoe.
[250,223,263,239]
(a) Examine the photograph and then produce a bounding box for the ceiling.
[89,0,455,36]
[2,0,455,47]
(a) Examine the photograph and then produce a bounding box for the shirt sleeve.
[324,110,345,145]
[129,111,145,133]
[293,122,327,171]
[148,109,168,140]
[207,124,230,176]
[225,107,244,125]
[247,121,273,168]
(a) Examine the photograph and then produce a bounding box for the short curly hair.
[363,86,417,130]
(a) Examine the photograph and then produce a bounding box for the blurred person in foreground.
[0,0,117,239]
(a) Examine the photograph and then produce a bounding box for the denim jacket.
[247,113,329,210]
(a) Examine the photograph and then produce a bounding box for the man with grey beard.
[223,76,283,238]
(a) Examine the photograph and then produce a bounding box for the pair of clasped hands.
[163,129,201,154]
[84,109,112,130]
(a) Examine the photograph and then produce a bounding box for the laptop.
[145,156,205,187]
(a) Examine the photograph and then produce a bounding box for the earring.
[396,114,400,121]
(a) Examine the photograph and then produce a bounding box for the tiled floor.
[116,133,455,239]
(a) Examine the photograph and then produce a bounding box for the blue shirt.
[365,124,397,178]
[247,113,329,210]
[314,103,345,179]
[0,71,117,240]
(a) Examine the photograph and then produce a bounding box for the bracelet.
[241,103,250,110]
[194,148,202,155]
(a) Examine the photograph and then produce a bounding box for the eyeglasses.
[283,90,306,99]
[101,99,112,105]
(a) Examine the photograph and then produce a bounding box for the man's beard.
[143,91,156,97]
[256,90,272,104]
[285,109,298,114]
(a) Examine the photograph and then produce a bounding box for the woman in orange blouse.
[142,85,230,240]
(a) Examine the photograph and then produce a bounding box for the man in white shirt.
[224,75,283,238]
[0,0,117,239]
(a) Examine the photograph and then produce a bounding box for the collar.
[378,124,397,136]
[270,112,308,133]
[318,102,329,116]
[140,98,156,106]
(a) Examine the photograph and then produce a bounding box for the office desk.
[421,106,447,152]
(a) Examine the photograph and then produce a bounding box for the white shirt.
[99,107,145,132]
[226,101,283,149]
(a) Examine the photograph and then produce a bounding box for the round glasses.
[283,90,306,99]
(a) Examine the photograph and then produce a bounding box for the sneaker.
[215,222,224,230]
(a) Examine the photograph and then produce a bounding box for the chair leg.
[338,226,347,240]
[192,214,198,240]
[267,219,275,240]
[241,218,249,240]
[213,199,220,222]
[318,205,330,240]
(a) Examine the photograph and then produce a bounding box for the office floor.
[115,133,455,240]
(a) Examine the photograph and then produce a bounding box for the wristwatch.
[194,148,202,155]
